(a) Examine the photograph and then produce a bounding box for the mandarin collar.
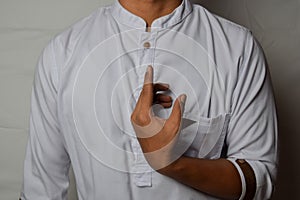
[111,0,193,31]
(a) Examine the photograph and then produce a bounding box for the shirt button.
[143,42,151,48]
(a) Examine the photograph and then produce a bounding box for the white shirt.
[21,0,278,199]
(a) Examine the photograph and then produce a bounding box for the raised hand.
[131,65,186,170]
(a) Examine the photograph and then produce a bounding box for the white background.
[0,0,299,199]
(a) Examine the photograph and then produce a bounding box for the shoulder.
[190,4,260,62]
[190,3,255,52]
[191,4,249,34]
[49,4,113,68]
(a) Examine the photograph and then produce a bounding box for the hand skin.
[131,66,242,199]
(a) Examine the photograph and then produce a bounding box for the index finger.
[136,65,154,110]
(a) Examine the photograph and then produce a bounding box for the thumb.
[166,94,186,131]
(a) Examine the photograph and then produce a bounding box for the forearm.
[158,157,242,200]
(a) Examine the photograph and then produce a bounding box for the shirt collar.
[111,0,193,31]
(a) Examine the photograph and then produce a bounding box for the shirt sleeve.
[20,40,71,200]
[226,31,278,199]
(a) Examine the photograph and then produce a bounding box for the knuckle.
[130,113,136,122]
[132,113,151,126]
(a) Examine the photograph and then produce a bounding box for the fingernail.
[180,94,187,104]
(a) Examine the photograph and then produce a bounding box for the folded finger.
[154,94,173,103]
[154,83,169,93]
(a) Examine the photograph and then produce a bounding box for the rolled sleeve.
[226,31,278,199]
[21,40,70,200]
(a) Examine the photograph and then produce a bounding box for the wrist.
[157,156,183,175]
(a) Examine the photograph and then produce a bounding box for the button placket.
[130,137,153,187]
[131,31,157,187]
[138,32,156,67]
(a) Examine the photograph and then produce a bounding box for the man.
[20,0,278,199]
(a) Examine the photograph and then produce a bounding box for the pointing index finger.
[136,65,154,110]
[144,65,153,86]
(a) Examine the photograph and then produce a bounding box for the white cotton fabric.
[20,0,277,199]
